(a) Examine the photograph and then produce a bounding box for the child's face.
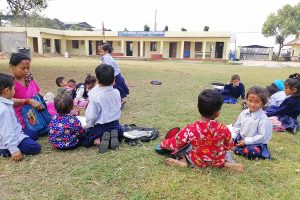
[68,82,76,89]
[246,94,263,112]
[86,82,96,90]
[61,79,68,87]
[11,59,30,79]
[98,48,106,57]
[231,79,240,87]
[1,86,15,99]
[284,84,297,96]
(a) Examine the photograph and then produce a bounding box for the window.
[150,42,157,51]
[45,39,50,47]
[72,40,79,49]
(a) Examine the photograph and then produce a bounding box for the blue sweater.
[221,82,245,99]
[266,96,300,119]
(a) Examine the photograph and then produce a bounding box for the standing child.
[98,43,129,105]
[221,74,245,103]
[160,89,244,171]
[233,86,272,160]
[0,73,41,161]
[48,93,86,150]
[266,73,300,134]
[82,64,123,153]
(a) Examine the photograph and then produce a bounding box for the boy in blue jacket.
[221,74,245,103]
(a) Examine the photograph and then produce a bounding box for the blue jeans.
[23,128,39,140]
[0,137,41,157]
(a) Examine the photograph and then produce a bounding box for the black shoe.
[110,129,119,150]
[98,132,110,153]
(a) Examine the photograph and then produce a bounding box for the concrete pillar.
[211,43,215,59]
[224,42,230,60]
[92,41,96,55]
[61,39,67,55]
[202,41,206,59]
[160,41,164,55]
[190,42,195,59]
[121,40,125,54]
[236,46,241,59]
[38,36,43,54]
[140,40,144,57]
[85,40,89,56]
[180,41,184,59]
[50,38,55,53]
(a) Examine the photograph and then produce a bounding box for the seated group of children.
[159,73,300,171]
[1,65,299,174]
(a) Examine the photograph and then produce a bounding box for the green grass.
[0,58,299,200]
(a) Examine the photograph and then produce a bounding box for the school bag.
[22,94,52,135]
[75,83,88,99]
[123,124,159,145]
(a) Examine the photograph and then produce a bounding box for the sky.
[1,0,299,50]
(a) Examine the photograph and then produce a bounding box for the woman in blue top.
[98,43,129,105]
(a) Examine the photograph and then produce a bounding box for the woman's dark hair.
[54,93,74,114]
[198,89,223,118]
[95,64,115,86]
[285,74,300,97]
[9,53,31,66]
[266,83,279,96]
[99,43,113,53]
[246,86,269,105]
[84,74,97,85]
[0,73,14,94]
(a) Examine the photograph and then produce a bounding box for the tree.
[262,3,300,60]
[144,24,150,31]
[181,27,187,31]
[203,26,209,31]
[163,25,168,32]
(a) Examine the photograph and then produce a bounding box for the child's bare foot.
[94,138,101,146]
[165,157,188,168]
[224,161,245,172]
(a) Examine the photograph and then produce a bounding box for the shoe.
[98,132,110,153]
[110,129,119,150]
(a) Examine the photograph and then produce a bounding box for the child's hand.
[236,140,246,147]
[29,99,43,110]
[11,151,22,162]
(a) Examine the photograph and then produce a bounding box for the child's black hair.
[231,74,240,81]
[0,73,14,94]
[266,83,279,96]
[285,74,300,97]
[99,43,113,54]
[54,93,73,114]
[56,77,65,87]
[198,89,223,119]
[84,74,97,85]
[9,53,31,66]
[246,86,269,105]
[95,64,115,86]
[67,79,76,84]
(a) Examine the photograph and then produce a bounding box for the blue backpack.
[22,94,52,135]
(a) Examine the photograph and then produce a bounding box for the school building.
[285,31,300,61]
[0,27,231,60]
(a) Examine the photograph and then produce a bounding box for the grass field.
[0,57,299,200]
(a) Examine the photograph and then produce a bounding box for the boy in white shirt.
[83,64,123,153]
[0,73,41,161]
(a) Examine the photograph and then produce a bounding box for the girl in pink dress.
[10,53,45,139]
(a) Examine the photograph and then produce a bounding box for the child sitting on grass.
[55,76,73,95]
[48,93,86,150]
[266,79,286,107]
[233,86,272,159]
[160,89,244,171]
[221,74,245,104]
[0,73,41,161]
[82,64,123,153]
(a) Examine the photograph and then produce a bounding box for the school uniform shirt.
[234,108,272,145]
[266,96,300,119]
[101,54,121,76]
[48,114,85,149]
[268,91,286,107]
[160,120,234,168]
[221,82,245,99]
[85,85,121,128]
[0,97,28,154]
